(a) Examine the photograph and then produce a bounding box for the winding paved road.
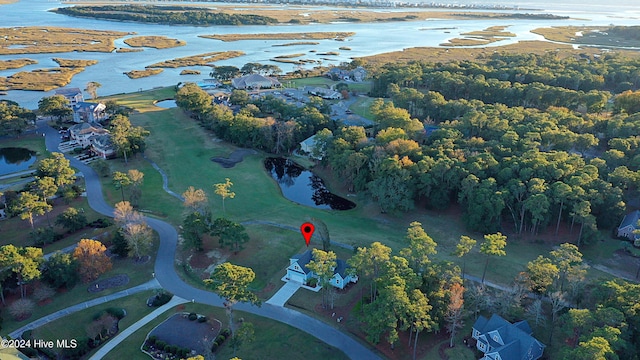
[40,124,382,360]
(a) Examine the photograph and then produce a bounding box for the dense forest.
[53,5,278,26]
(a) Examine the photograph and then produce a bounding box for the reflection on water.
[0,147,36,176]
[155,99,177,108]
[264,157,356,210]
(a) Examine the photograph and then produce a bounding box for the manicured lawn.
[31,290,157,357]
[3,244,156,334]
[103,303,349,360]
[0,133,48,158]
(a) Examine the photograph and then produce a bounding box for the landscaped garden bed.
[142,312,222,359]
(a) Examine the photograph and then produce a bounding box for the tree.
[15,191,50,229]
[0,101,33,136]
[38,95,71,124]
[454,235,476,284]
[550,243,586,292]
[214,178,235,216]
[110,115,149,164]
[210,65,240,81]
[56,207,87,233]
[210,218,249,252]
[310,217,330,251]
[348,242,392,303]
[127,169,144,206]
[73,239,112,282]
[42,251,79,289]
[552,181,573,236]
[182,212,210,251]
[525,255,559,295]
[113,201,143,228]
[122,222,153,259]
[85,81,101,100]
[445,283,465,348]
[408,288,433,360]
[36,152,76,190]
[399,221,437,274]
[204,262,260,336]
[112,171,131,203]
[306,249,337,309]
[0,245,43,298]
[230,321,255,357]
[182,186,210,216]
[175,83,212,121]
[479,232,507,284]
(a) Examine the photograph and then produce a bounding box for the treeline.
[0,100,35,136]
[176,83,332,154]
[318,54,640,241]
[53,5,278,26]
[371,52,640,112]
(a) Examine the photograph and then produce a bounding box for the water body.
[264,157,356,210]
[0,147,36,176]
[155,99,178,108]
[0,0,638,108]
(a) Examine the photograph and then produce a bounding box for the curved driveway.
[41,125,381,360]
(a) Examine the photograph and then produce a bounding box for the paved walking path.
[8,279,161,339]
[266,281,301,307]
[88,295,189,360]
[36,124,383,360]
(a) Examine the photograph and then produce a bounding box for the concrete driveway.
[266,281,301,307]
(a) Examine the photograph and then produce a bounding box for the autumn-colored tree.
[182,186,210,216]
[85,81,101,100]
[213,178,235,215]
[113,201,143,228]
[445,283,465,348]
[73,239,112,282]
[122,222,153,259]
[127,169,144,206]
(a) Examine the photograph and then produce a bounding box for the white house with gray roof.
[618,210,640,242]
[286,249,357,289]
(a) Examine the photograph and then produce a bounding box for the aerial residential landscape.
[1,0,640,359]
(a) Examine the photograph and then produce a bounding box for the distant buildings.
[231,74,281,90]
[54,87,84,105]
[325,66,367,82]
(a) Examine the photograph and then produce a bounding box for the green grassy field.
[103,303,349,360]
[31,291,157,357]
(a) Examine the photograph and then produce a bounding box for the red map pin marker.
[300,222,315,247]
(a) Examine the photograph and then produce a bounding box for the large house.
[300,134,324,159]
[68,123,115,158]
[231,74,281,90]
[325,66,367,82]
[54,87,84,105]
[618,210,640,243]
[286,250,357,289]
[72,101,107,123]
[472,314,545,360]
[305,86,342,100]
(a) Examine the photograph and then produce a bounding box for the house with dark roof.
[472,314,545,360]
[54,87,84,105]
[286,250,357,289]
[617,210,640,243]
[72,101,107,123]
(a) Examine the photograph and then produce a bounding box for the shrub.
[188,312,198,321]
[106,307,126,319]
[221,329,231,337]
[147,335,157,345]
[155,340,166,349]
[151,291,172,306]
[163,344,171,352]
[211,343,218,352]
[8,299,35,320]
[33,284,56,302]
[29,226,57,246]
[215,335,226,343]
[142,343,150,351]
[197,315,207,323]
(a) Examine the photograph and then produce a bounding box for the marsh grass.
[123,36,187,49]
[146,51,245,68]
[124,69,163,79]
[0,27,130,55]
[52,58,98,67]
[200,32,355,42]
[0,59,37,71]
[0,67,85,91]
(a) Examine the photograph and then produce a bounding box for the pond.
[264,157,356,210]
[0,147,36,176]
[155,99,177,108]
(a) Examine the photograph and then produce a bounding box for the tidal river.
[0,0,638,108]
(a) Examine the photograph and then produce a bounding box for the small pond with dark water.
[264,157,356,210]
[0,147,36,176]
